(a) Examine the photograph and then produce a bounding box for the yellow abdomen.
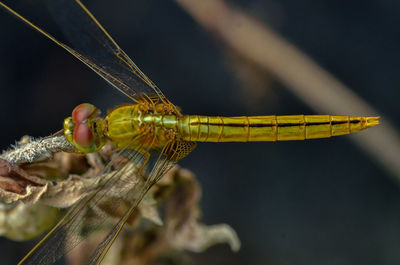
[102,105,379,144]
[178,115,379,142]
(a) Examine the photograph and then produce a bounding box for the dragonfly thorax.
[103,104,181,150]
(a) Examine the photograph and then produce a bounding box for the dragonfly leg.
[48,129,65,137]
[135,133,158,177]
[136,149,151,177]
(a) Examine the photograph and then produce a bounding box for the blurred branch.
[175,0,400,179]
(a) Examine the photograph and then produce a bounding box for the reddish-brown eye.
[73,123,93,148]
[72,103,96,124]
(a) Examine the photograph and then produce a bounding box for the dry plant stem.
[0,136,241,257]
[175,0,400,178]
[1,135,75,164]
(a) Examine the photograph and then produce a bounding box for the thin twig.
[175,0,400,179]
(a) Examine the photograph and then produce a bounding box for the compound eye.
[73,123,94,149]
[72,103,96,124]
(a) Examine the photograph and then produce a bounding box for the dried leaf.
[164,167,241,253]
[0,159,48,204]
[0,202,59,241]
[139,200,163,226]
[170,223,240,253]
[0,136,240,264]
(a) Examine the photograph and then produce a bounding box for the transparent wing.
[18,144,147,265]
[0,0,168,103]
[18,140,196,265]
[86,141,197,265]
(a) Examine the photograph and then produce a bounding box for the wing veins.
[0,0,168,103]
[18,143,146,265]
[87,142,177,265]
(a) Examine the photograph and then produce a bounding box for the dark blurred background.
[0,0,399,264]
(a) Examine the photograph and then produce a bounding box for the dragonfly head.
[64,103,106,153]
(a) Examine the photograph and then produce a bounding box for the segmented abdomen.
[178,115,379,142]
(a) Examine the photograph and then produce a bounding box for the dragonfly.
[0,0,379,264]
